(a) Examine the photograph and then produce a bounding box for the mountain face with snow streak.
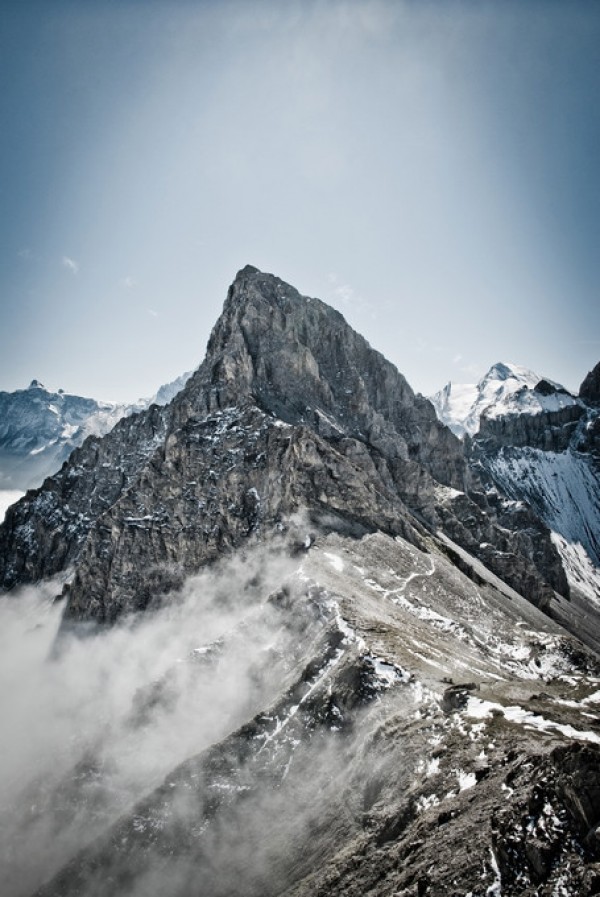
[1,271,600,897]
[0,373,192,492]
[433,361,600,609]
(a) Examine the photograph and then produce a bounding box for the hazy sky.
[1,0,599,402]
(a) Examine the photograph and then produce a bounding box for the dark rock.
[580,361,600,406]
[441,682,478,713]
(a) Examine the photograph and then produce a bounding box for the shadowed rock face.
[580,361,600,406]
[475,403,585,453]
[0,266,567,623]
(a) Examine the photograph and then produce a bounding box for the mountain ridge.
[0,267,568,625]
[2,268,600,897]
[431,359,600,618]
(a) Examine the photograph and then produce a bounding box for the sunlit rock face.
[1,269,600,897]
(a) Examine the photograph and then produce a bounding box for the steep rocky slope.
[5,531,598,897]
[1,267,566,623]
[433,362,600,615]
[1,268,600,897]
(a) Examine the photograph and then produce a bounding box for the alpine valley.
[1,267,599,897]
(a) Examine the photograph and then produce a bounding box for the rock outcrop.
[580,361,600,406]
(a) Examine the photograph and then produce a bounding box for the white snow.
[551,532,600,604]
[426,757,440,777]
[324,552,344,572]
[431,362,579,438]
[366,654,410,688]
[456,769,477,791]
[416,793,440,813]
[486,847,502,896]
[465,696,600,744]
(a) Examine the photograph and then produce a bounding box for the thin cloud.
[459,363,482,379]
[18,248,33,261]
[328,273,360,309]
[62,256,79,275]
[147,309,159,318]
[121,276,137,289]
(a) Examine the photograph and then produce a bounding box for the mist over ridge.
[0,266,599,896]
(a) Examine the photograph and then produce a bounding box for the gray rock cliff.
[0,267,567,623]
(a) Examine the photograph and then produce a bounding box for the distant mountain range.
[0,372,192,491]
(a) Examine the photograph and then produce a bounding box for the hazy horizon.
[1,1,599,402]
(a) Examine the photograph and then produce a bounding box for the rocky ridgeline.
[22,530,600,897]
[0,266,567,622]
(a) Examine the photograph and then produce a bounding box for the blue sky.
[1,0,599,402]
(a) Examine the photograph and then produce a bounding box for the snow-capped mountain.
[431,362,580,438]
[0,372,192,493]
[432,361,600,605]
[1,269,599,897]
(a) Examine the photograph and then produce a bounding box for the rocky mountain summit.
[1,267,568,623]
[1,268,599,897]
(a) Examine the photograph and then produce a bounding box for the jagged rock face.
[468,399,600,582]
[63,405,426,623]
[176,266,469,491]
[476,403,585,453]
[0,406,168,587]
[580,361,600,406]
[0,267,567,623]
[0,382,133,491]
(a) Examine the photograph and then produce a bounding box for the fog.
[0,545,307,896]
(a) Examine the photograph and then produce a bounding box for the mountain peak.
[236,263,261,277]
[431,361,578,438]
[28,379,46,390]
[193,268,465,490]
[482,362,538,387]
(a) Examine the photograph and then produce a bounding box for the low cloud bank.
[0,545,302,897]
